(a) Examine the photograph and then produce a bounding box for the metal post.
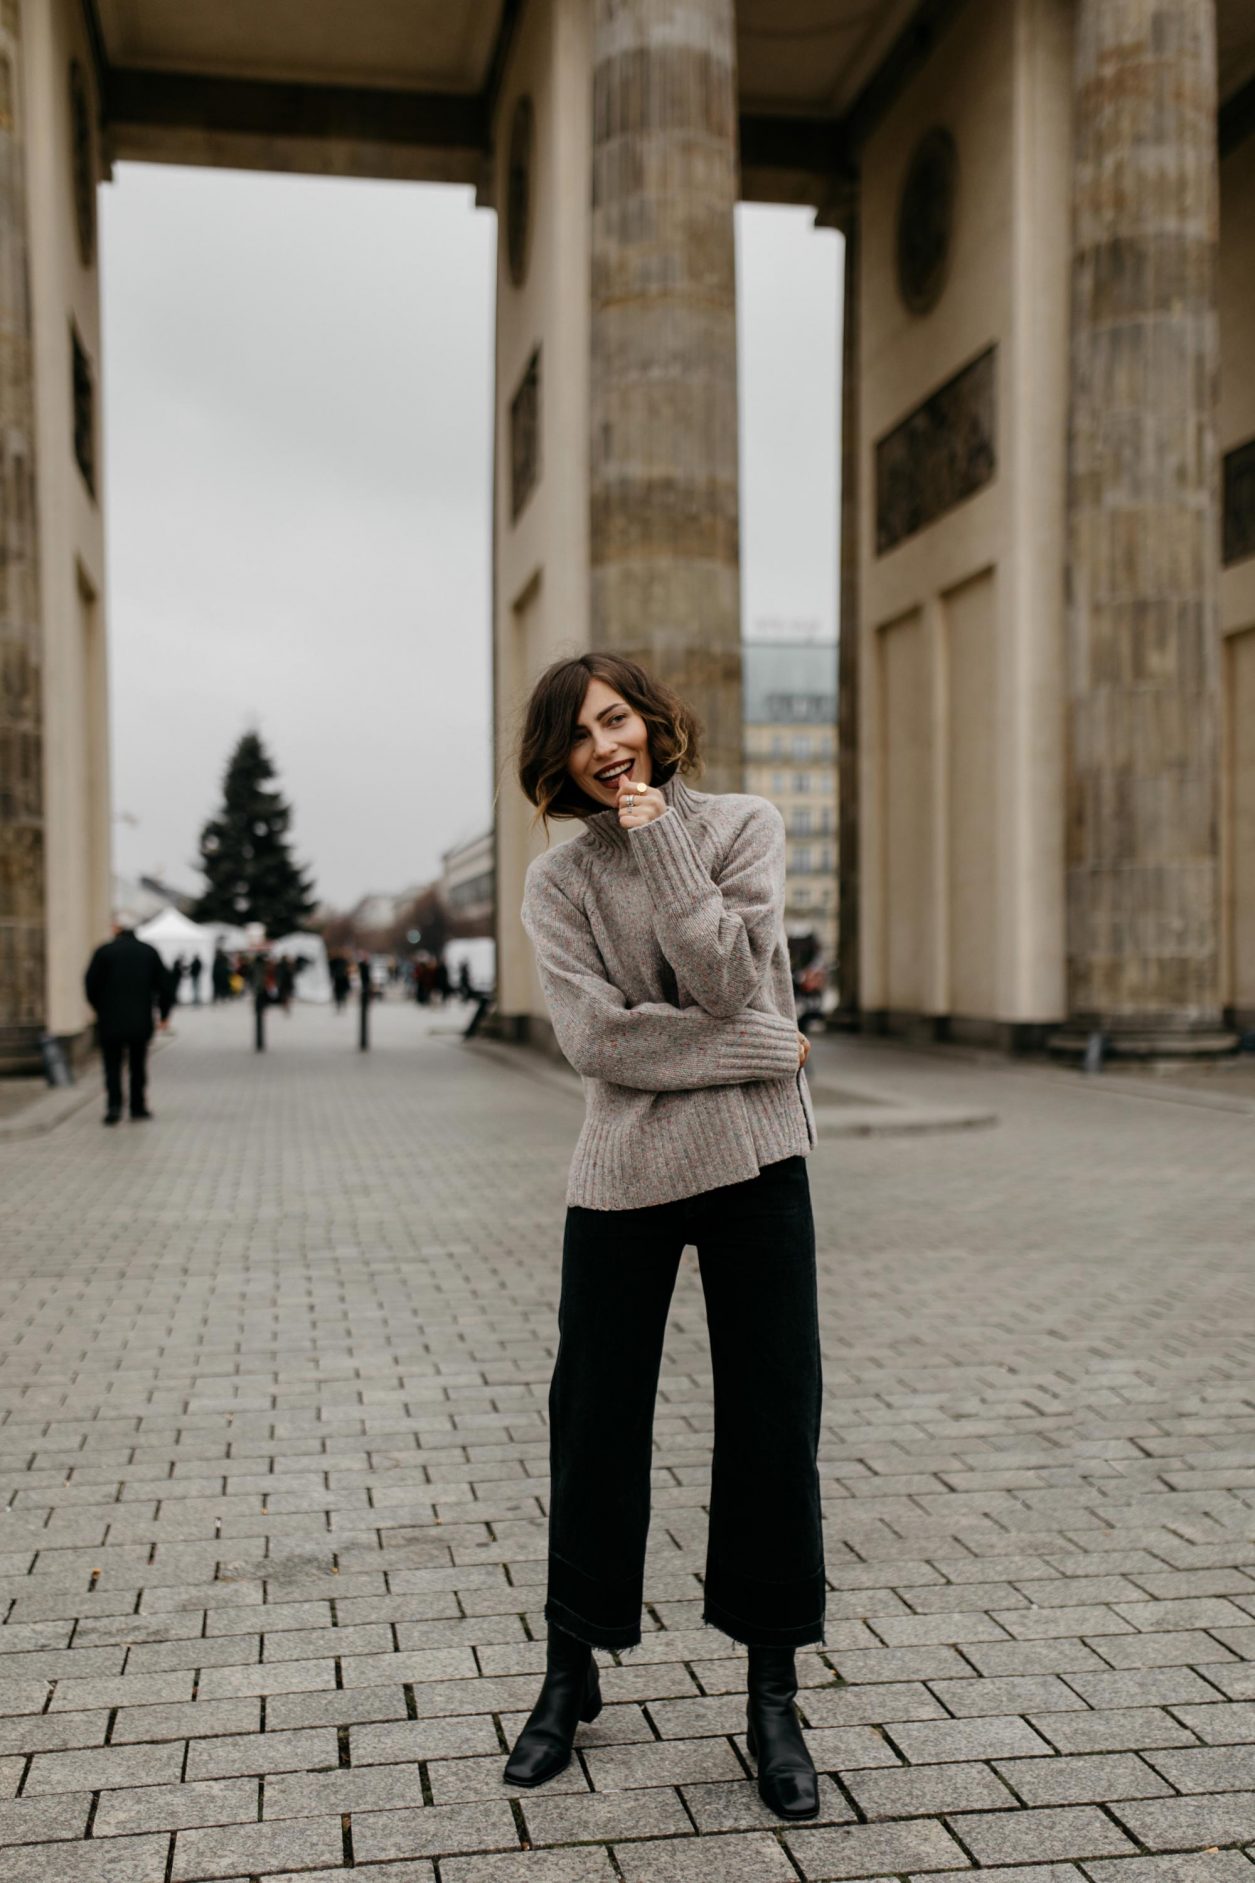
[254,995,265,1053]
[358,962,370,1053]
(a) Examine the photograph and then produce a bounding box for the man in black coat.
[84,915,174,1125]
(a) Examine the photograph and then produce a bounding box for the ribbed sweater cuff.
[627,807,712,906]
[715,1010,801,1083]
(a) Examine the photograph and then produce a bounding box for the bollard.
[255,996,266,1053]
[359,964,371,1053]
[1082,1028,1105,1075]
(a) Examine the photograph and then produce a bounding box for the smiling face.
[567,677,654,808]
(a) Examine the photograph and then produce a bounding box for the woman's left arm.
[627,798,786,1018]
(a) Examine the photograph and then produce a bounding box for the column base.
[1048,1022,1239,1064]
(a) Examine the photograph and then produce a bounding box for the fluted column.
[1062,0,1229,1052]
[836,214,860,1024]
[0,0,46,1066]
[589,0,742,788]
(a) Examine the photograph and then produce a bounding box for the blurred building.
[4,1,1255,1066]
[441,831,494,938]
[743,634,838,962]
[349,891,422,936]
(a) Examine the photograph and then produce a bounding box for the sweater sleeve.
[626,798,786,1018]
[522,864,800,1092]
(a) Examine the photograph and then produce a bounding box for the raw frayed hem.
[701,1604,827,1651]
[544,1597,641,1655]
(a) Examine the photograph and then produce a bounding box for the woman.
[507,652,825,1820]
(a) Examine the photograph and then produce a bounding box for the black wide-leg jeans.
[545,1155,825,1651]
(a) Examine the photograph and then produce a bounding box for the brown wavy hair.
[518,652,702,820]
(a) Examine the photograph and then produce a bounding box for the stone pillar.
[0,0,46,1069]
[1061,0,1230,1055]
[836,213,860,1024]
[589,0,742,789]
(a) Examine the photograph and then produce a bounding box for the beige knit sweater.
[521,776,815,1210]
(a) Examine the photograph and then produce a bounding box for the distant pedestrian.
[212,948,233,1002]
[434,958,451,1004]
[84,913,174,1126]
[276,956,295,1013]
[169,954,186,1004]
[188,955,204,1005]
[458,960,474,1002]
[330,954,351,1013]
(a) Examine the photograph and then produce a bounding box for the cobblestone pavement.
[1,999,1254,1883]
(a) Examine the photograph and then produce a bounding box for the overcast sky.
[100,168,841,910]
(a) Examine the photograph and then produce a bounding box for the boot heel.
[580,1667,603,1723]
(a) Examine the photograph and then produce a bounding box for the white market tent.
[136,907,215,1002]
[269,932,332,1004]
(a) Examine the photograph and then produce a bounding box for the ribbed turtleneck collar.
[582,773,704,850]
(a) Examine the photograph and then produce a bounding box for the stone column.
[836,213,860,1024]
[0,0,46,1069]
[589,0,742,789]
[1062,0,1230,1054]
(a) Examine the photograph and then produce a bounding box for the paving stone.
[264,1763,424,1817]
[798,1681,948,1727]
[1064,1668,1225,1709]
[948,1805,1137,1864]
[0,1791,91,1843]
[583,1735,744,1791]
[523,1783,692,1844]
[1029,1708,1201,1753]
[111,1697,260,1742]
[928,1675,1088,1716]
[1092,1631,1237,1670]
[25,1739,184,1793]
[352,1800,518,1862]
[614,1829,797,1881]
[172,1815,344,1879]
[93,1775,257,1836]
[1084,1858,1255,1883]
[993,1751,1171,1804]
[885,1715,1054,1764]
[785,1816,971,1877]
[352,1716,501,1763]
[1145,1745,1255,1791]
[1109,1794,1255,1850]
[847,1758,1019,1817]
[184,1725,337,1780]
[441,1853,614,1883]
[0,1832,171,1881]
[1170,1703,1255,1744]
[266,1868,434,1883]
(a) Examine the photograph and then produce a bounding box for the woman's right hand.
[797,1031,810,1070]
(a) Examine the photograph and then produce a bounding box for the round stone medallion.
[896,127,957,317]
[506,95,534,288]
[69,59,95,267]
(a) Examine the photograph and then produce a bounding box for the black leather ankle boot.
[745,1643,819,1820]
[503,1624,602,1788]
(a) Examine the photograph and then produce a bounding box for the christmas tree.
[194,731,316,936]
